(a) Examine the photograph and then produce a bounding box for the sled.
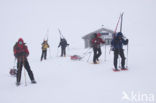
[71,55,82,61]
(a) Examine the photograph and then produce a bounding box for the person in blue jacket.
[111,32,129,71]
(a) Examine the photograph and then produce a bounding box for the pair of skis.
[113,12,124,36]
[113,68,128,72]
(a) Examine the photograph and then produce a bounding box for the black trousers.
[61,47,66,56]
[114,49,126,69]
[93,47,102,63]
[41,50,47,61]
[17,59,35,83]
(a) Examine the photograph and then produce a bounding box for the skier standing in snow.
[41,40,49,61]
[58,38,69,57]
[91,33,105,64]
[111,32,128,71]
[13,38,36,86]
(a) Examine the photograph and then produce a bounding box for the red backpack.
[71,55,82,60]
[9,67,17,76]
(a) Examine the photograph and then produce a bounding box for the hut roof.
[82,27,114,39]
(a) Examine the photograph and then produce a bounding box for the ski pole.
[16,58,22,85]
[118,56,121,68]
[81,48,91,59]
[126,44,129,68]
[67,46,70,57]
[23,56,27,86]
[87,51,92,62]
[109,47,112,54]
[81,49,91,59]
[56,47,59,57]
[13,58,17,68]
[48,47,52,58]
[104,36,107,62]
[104,43,107,62]
[83,48,91,55]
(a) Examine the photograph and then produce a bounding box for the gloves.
[110,46,114,51]
[126,39,129,44]
[25,53,28,57]
[14,54,18,58]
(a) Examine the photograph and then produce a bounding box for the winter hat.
[17,38,24,48]
[18,38,24,43]
[117,32,123,37]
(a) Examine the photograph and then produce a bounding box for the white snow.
[0,0,156,103]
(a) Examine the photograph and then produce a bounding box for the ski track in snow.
[0,47,156,103]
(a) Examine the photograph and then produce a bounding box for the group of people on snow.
[12,32,128,86]
[91,32,128,71]
[13,37,69,86]
[40,38,69,61]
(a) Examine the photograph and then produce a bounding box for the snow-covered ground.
[0,0,156,103]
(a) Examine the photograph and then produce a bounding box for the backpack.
[9,68,17,76]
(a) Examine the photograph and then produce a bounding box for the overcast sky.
[0,0,156,52]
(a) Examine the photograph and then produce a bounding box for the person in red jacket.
[13,38,36,86]
[91,33,105,64]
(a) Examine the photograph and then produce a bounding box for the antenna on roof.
[101,25,104,28]
[101,24,107,62]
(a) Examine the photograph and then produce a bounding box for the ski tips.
[113,69,120,72]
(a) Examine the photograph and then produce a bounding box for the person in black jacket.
[91,33,105,64]
[58,38,69,57]
[111,32,129,71]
